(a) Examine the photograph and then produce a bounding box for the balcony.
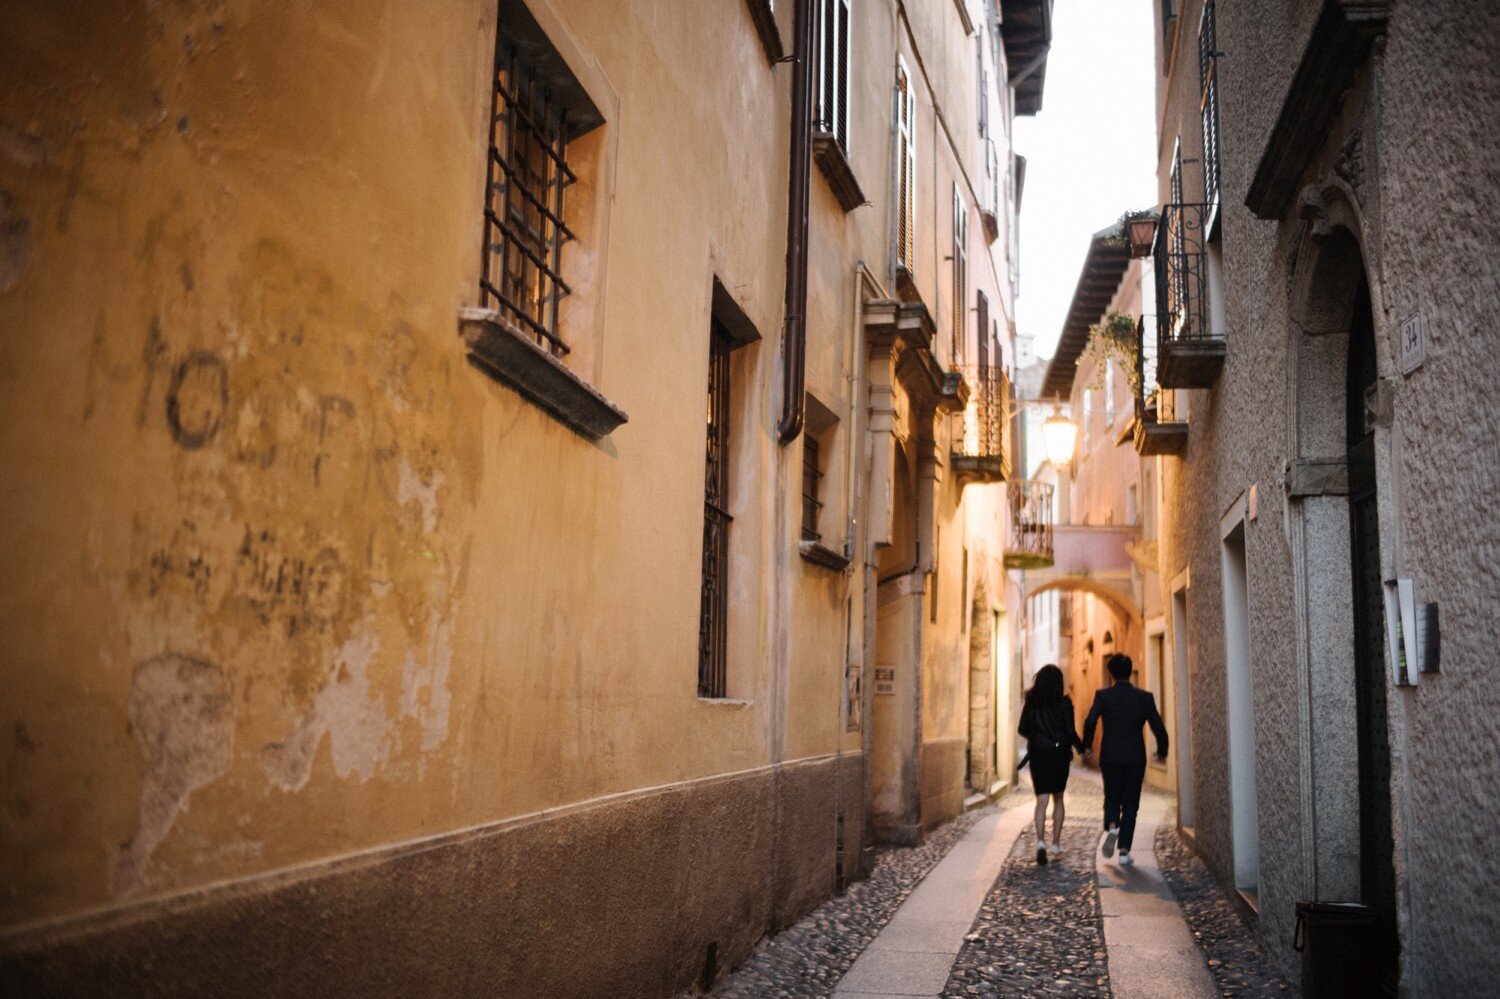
[1132,315,1189,456]
[1153,202,1225,388]
[951,365,1012,485]
[1004,480,1055,569]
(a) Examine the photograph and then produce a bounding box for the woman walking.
[1018,664,1085,865]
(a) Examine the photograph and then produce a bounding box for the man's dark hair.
[1106,653,1133,682]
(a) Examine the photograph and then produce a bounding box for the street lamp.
[1041,409,1078,466]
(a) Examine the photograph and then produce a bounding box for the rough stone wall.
[1156,0,1500,991]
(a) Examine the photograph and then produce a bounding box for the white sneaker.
[1118,852,1135,866]
[1048,843,1062,856]
[1101,827,1119,858]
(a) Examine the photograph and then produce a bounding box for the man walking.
[1082,653,1168,866]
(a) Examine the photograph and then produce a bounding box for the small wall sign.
[874,667,895,696]
[1398,313,1425,375]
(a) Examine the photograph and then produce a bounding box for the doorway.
[1346,273,1399,996]
[1171,581,1194,829]
[1220,521,1258,899]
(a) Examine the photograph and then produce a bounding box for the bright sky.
[1013,0,1158,359]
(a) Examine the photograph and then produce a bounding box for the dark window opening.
[802,434,824,542]
[815,0,851,152]
[698,320,734,698]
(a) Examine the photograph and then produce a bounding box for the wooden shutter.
[896,59,915,271]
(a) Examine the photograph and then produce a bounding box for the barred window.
[479,1,601,358]
[1199,0,1221,208]
[952,186,968,368]
[699,320,734,698]
[895,58,916,271]
[801,433,824,542]
[815,0,852,152]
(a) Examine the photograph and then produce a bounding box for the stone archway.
[1284,187,1400,994]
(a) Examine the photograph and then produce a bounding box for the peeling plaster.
[115,655,235,898]
[259,607,455,792]
[396,456,443,534]
[400,615,453,752]
[259,625,390,792]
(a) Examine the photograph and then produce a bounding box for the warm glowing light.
[1042,410,1078,466]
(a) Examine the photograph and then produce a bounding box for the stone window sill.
[459,307,627,440]
[813,132,866,212]
[800,539,852,571]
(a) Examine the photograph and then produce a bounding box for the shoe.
[1048,843,1062,856]
[1036,842,1048,865]
[1101,827,1119,858]
[1118,852,1135,866]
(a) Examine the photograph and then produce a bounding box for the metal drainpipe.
[776,0,815,445]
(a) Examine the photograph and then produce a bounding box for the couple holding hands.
[1017,653,1169,866]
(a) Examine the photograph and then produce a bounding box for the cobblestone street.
[709,771,1298,998]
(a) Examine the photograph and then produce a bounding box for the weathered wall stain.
[115,655,234,898]
[396,455,443,535]
[165,350,228,450]
[259,625,389,792]
[0,190,31,293]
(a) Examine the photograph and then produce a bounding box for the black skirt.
[1028,746,1073,794]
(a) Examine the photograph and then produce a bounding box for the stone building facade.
[1145,0,1500,994]
[0,0,1049,993]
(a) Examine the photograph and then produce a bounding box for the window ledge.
[459,308,627,440]
[812,132,866,212]
[800,539,852,571]
[744,0,783,64]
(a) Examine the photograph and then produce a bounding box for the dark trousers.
[1101,763,1147,852]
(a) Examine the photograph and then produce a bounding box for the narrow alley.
[2,0,1497,995]
[714,770,1291,998]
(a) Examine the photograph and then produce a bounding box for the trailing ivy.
[1082,310,1140,396]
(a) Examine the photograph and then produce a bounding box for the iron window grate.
[698,322,733,698]
[802,434,824,542]
[481,38,576,357]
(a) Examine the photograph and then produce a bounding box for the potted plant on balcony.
[1120,208,1159,258]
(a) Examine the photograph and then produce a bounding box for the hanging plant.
[1105,208,1161,258]
[1082,310,1141,396]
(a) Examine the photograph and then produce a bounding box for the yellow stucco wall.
[0,0,1023,938]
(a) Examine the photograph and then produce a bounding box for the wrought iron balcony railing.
[1004,480,1055,569]
[951,364,1012,484]
[1133,314,1189,456]
[1153,202,1225,388]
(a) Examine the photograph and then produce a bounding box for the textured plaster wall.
[1155,0,1500,991]
[0,0,1025,979]
[0,0,806,934]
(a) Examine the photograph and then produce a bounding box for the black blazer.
[1018,696,1085,754]
[1083,682,1169,766]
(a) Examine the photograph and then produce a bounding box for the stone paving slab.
[708,808,987,998]
[861,920,975,956]
[1094,795,1218,999]
[832,806,1032,996]
[834,950,956,995]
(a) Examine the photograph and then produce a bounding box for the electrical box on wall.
[1383,579,1430,686]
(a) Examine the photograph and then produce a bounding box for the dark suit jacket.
[1083,682,1169,766]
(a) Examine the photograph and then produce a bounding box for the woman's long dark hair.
[1025,664,1065,709]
